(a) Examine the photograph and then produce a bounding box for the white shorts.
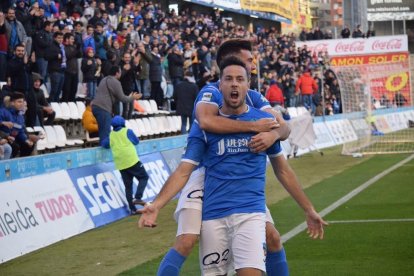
[176,208,202,236]
[199,213,266,276]
[174,167,205,222]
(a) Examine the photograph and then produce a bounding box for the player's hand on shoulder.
[253,118,279,133]
[305,209,328,240]
[138,202,159,228]
[249,131,278,153]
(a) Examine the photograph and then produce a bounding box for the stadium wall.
[1,107,414,263]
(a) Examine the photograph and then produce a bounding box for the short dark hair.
[109,66,120,76]
[219,56,248,79]
[14,43,25,50]
[63,33,73,41]
[53,31,64,38]
[10,92,25,101]
[216,39,252,65]
[43,20,52,29]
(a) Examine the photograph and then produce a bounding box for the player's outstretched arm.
[196,103,278,134]
[138,161,196,228]
[269,155,328,239]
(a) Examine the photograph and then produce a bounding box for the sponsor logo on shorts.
[187,189,204,200]
[202,249,230,266]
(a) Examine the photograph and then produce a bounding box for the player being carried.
[139,56,327,275]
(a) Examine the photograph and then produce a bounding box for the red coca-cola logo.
[335,41,365,53]
[372,39,402,51]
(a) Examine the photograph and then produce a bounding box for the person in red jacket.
[295,69,318,114]
[265,80,284,107]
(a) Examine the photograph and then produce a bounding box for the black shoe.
[132,199,147,206]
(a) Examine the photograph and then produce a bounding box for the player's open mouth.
[231,91,239,99]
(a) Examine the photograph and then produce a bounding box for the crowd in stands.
[0,0,348,160]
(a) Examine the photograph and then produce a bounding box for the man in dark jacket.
[45,32,66,102]
[32,72,55,126]
[136,39,153,99]
[7,43,38,127]
[34,20,53,82]
[168,45,184,86]
[120,51,140,118]
[173,71,199,134]
[62,33,81,102]
[341,25,351,38]
[149,46,163,108]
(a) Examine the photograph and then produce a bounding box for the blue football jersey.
[182,106,282,221]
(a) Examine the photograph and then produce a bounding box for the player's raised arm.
[269,155,328,239]
[138,161,196,228]
[196,101,278,134]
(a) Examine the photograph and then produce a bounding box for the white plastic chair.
[33,126,51,151]
[54,125,84,146]
[59,102,71,120]
[51,102,64,120]
[135,119,148,138]
[149,99,170,115]
[148,117,161,136]
[44,125,64,147]
[76,101,86,117]
[142,117,155,136]
[142,100,154,115]
[68,102,81,120]
[173,116,182,133]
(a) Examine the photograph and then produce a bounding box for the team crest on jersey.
[201,92,213,102]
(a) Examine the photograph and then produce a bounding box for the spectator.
[83,25,96,53]
[7,43,38,128]
[341,25,351,38]
[313,27,324,40]
[0,92,35,157]
[149,46,164,109]
[4,8,31,57]
[45,31,66,103]
[94,22,108,61]
[38,0,58,19]
[0,12,8,82]
[81,47,99,99]
[352,25,364,38]
[119,50,140,118]
[32,72,55,126]
[0,130,12,160]
[15,0,35,38]
[62,33,82,102]
[82,98,98,136]
[91,66,141,144]
[102,115,149,215]
[393,92,408,107]
[136,39,153,99]
[296,70,318,114]
[266,80,284,107]
[173,71,199,134]
[366,27,376,38]
[34,20,53,82]
[168,44,185,86]
[282,73,296,108]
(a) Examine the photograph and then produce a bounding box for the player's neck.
[220,104,248,116]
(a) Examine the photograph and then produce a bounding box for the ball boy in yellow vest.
[102,116,149,215]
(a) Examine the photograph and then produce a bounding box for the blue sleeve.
[194,83,222,111]
[266,141,282,157]
[127,129,139,145]
[50,3,58,14]
[181,122,206,165]
[247,90,271,110]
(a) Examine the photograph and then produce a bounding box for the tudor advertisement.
[0,171,94,263]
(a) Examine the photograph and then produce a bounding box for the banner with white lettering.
[296,35,408,57]
[0,171,94,263]
[66,152,171,227]
[67,163,130,228]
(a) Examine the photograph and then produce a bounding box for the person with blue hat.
[102,115,149,215]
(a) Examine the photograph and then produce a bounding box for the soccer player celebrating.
[139,57,327,276]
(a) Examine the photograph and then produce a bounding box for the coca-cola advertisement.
[296,35,408,57]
